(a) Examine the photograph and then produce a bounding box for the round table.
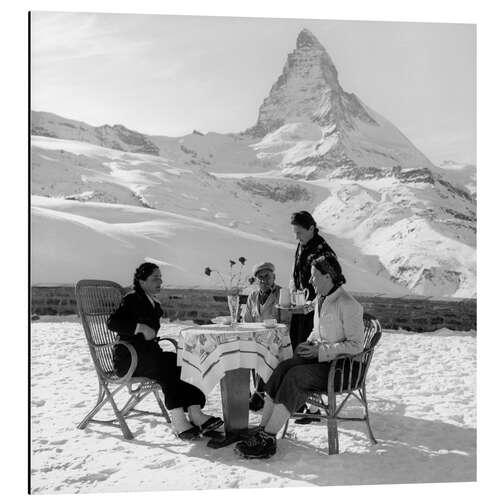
[177,322,293,447]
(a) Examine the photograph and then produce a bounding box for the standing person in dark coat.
[289,211,337,423]
[107,262,223,441]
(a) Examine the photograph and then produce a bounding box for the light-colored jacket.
[244,285,283,323]
[307,286,364,363]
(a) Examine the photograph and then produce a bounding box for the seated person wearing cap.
[244,262,290,411]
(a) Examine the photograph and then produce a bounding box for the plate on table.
[211,316,232,325]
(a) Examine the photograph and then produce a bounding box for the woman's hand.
[302,301,315,315]
[136,323,156,341]
[295,342,319,359]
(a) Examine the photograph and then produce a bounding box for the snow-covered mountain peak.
[243,30,435,176]
[246,29,366,137]
[296,28,323,49]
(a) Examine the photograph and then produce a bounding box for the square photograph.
[29,11,476,494]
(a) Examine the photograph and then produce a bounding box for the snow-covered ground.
[30,319,476,494]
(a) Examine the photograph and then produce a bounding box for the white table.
[177,322,292,447]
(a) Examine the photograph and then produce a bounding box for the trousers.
[113,341,206,411]
[265,355,361,414]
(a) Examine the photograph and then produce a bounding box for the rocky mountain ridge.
[31,111,160,156]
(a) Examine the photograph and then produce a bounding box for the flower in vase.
[203,256,249,293]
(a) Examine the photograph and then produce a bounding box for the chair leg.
[360,386,377,445]
[251,370,258,390]
[77,382,106,430]
[281,418,290,439]
[102,383,134,440]
[121,384,156,416]
[121,393,141,417]
[327,395,339,455]
[153,388,171,424]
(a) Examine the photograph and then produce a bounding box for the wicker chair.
[75,279,176,440]
[281,313,382,455]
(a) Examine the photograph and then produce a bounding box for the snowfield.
[31,195,409,295]
[30,320,476,494]
[31,128,475,297]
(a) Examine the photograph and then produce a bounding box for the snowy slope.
[435,160,476,197]
[311,175,476,298]
[30,127,476,297]
[31,135,327,239]
[31,195,408,295]
[152,132,267,174]
[31,111,160,155]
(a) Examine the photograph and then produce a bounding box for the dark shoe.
[249,392,265,412]
[294,408,321,425]
[234,429,277,459]
[177,426,200,441]
[198,416,224,435]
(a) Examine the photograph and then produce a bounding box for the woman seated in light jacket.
[235,254,364,459]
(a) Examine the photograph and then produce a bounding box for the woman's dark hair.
[311,254,346,286]
[133,262,159,293]
[291,211,318,233]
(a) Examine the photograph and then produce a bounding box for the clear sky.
[30,11,476,164]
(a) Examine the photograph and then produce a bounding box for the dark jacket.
[107,290,164,347]
[293,233,336,301]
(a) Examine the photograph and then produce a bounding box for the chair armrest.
[110,340,138,384]
[157,336,178,351]
[327,347,374,393]
[329,346,375,366]
[89,339,116,348]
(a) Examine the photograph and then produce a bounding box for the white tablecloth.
[177,322,293,395]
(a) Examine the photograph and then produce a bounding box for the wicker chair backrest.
[75,280,125,376]
[353,312,382,388]
[363,313,382,351]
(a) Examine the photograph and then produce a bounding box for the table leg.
[207,368,253,449]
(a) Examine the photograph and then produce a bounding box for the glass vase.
[227,294,240,325]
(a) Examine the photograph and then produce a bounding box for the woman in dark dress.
[107,262,223,441]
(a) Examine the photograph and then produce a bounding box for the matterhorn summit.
[247,29,435,177]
